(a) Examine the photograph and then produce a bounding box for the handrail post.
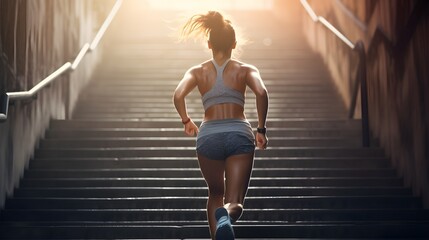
[355,41,370,147]
[0,93,10,122]
[348,53,360,119]
[63,74,71,120]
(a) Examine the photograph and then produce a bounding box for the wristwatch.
[257,127,266,134]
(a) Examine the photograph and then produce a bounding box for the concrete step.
[49,119,362,129]
[74,107,346,114]
[100,60,332,68]
[44,128,362,138]
[29,157,391,169]
[82,89,338,98]
[1,196,422,210]
[103,84,335,92]
[34,147,384,158]
[110,70,331,76]
[2,208,428,222]
[24,168,396,178]
[13,186,410,198]
[72,111,347,121]
[93,79,336,87]
[2,218,429,227]
[76,103,347,112]
[74,107,347,114]
[73,112,348,119]
[77,96,344,104]
[39,137,362,148]
[20,177,404,188]
[1,222,428,239]
[75,95,341,105]
[84,91,340,99]
[76,100,346,107]
[88,84,338,92]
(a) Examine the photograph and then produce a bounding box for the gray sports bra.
[201,59,245,111]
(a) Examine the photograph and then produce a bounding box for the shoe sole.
[216,224,235,240]
[215,207,235,240]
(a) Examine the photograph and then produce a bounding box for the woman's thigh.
[224,152,255,204]
[197,154,225,195]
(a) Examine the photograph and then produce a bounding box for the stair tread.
[2,6,425,239]
[1,222,428,239]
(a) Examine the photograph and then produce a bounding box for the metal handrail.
[301,0,355,48]
[300,0,370,146]
[0,0,123,122]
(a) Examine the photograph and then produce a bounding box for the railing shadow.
[301,0,429,147]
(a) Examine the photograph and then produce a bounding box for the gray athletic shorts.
[196,119,255,160]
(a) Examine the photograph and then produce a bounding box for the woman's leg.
[197,154,226,238]
[224,152,255,222]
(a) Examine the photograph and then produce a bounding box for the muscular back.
[192,59,250,121]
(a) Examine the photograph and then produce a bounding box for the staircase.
[1,7,429,240]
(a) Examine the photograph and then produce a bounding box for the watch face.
[257,128,266,134]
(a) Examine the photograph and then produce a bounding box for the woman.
[173,11,268,240]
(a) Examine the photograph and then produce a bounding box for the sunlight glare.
[146,0,274,10]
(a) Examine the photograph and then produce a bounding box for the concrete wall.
[299,0,429,206]
[0,0,112,208]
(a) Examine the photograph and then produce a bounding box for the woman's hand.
[256,132,268,150]
[184,119,199,136]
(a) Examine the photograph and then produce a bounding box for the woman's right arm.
[173,67,199,136]
[245,65,269,149]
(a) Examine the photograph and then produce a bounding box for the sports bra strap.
[202,58,244,111]
[211,59,231,74]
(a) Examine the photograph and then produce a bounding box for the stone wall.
[300,0,429,206]
[0,0,113,208]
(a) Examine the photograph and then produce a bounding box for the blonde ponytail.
[181,11,236,52]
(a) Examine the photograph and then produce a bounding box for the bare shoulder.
[233,60,260,74]
[185,64,202,75]
[185,60,211,77]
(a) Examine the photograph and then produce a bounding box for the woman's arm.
[173,68,199,136]
[245,65,269,149]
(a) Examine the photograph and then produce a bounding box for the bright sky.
[146,0,274,10]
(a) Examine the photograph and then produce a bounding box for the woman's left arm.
[173,68,199,136]
[245,65,269,149]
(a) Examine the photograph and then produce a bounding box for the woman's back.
[193,59,251,121]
